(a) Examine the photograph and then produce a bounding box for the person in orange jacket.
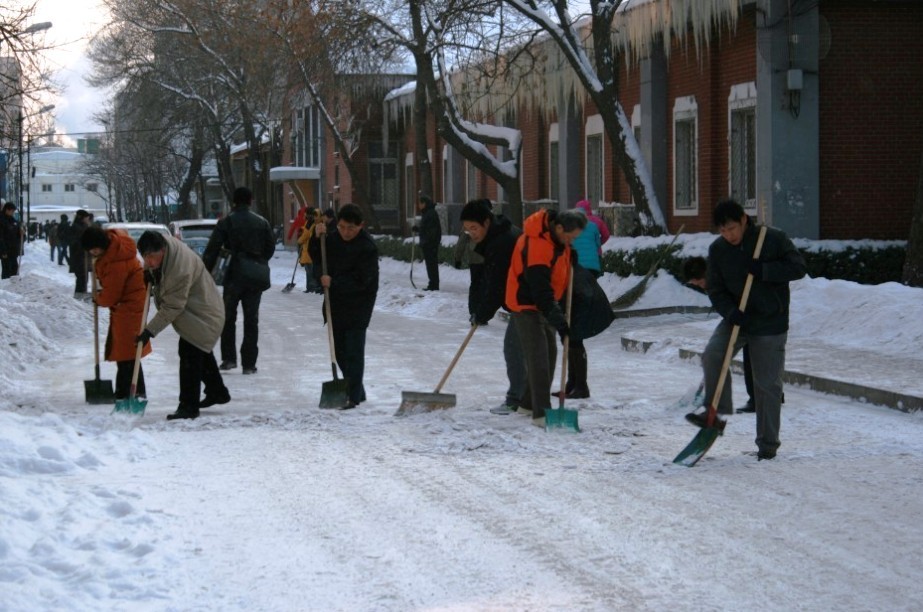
[296,207,321,293]
[81,225,153,400]
[505,208,586,427]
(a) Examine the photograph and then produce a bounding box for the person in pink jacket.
[574,200,610,247]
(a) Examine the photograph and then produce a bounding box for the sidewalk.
[617,310,923,413]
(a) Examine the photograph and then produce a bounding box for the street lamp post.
[17,104,55,240]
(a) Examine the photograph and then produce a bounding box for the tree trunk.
[902,143,923,287]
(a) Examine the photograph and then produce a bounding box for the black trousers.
[1,255,18,279]
[332,326,368,404]
[221,284,263,368]
[421,245,439,289]
[178,338,227,408]
[115,360,146,399]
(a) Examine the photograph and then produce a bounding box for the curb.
[620,336,922,413]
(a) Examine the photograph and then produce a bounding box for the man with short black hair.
[137,230,230,420]
[203,186,276,375]
[308,203,379,408]
[685,199,806,460]
[70,209,92,297]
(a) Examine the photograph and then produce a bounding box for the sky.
[2,231,923,610]
[29,0,109,140]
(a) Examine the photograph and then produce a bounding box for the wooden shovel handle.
[433,324,478,393]
[558,265,574,407]
[129,282,152,398]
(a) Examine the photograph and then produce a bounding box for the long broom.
[546,267,579,432]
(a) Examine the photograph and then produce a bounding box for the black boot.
[167,404,200,420]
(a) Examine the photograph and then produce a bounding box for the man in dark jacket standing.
[0,203,24,279]
[56,214,70,265]
[416,194,442,291]
[459,199,527,415]
[308,204,379,408]
[69,209,92,297]
[686,199,806,460]
[203,187,276,375]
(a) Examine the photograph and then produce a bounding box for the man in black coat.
[0,203,24,279]
[686,199,806,460]
[203,187,276,374]
[69,209,91,296]
[308,203,379,408]
[416,194,442,291]
[459,199,527,415]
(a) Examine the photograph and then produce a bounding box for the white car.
[169,219,219,255]
[103,222,172,243]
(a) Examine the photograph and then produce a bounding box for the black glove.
[555,321,570,342]
[747,260,763,278]
[728,309,748,327]
[469,313,489,326]
[454,260,462,270]
[136,329,154,346]
[411,225,419,233]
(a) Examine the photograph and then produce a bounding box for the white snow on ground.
[1,236,923,611]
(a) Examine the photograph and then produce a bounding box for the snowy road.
[3,246,923,611]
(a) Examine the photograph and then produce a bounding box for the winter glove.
[555,321,570,342]
[454,260,462,270]
[469,313,489,327]
[143,269,162,285]
[747,260,763,279]
[136,329,154,346]
[728,309,748,327]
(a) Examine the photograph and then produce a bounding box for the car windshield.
[180,226,216,240]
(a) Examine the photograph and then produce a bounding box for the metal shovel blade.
[395,391,457,416]
[319,378,351,409]
[85,378,115,405]
[545,406,580,432]
[673,426,722,467]
[112,396,148,415]
[281,282,296,293]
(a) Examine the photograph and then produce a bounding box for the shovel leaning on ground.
[85,267,115,404]
[396,324,478,416]
[546,268,579,432]
[673,225,767,466]
[282,248,300,293]
[318,234,351,409]
[113,282,151,415]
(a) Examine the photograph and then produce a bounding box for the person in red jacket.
[82,226,152,400]
[287,202,308,242]
[505,208,586,427]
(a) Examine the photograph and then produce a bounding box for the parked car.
[168,219,219,255]
[102,222,172,243]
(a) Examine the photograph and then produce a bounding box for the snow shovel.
[611,225,684,309]
[113,282,151,415]
[546,268,579,432]
[281,252,299,293]
[318,234,350,409]
[396,324,478,416]
[674,225,767,466]
[85,267,115,404]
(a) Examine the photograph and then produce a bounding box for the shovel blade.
[395,391,456,416]
[281,283,296,293]
[545,407,580,432]
[85,379,115,405]
[319,378,350,409]
[112,396,148,415]
[673,426,722,466]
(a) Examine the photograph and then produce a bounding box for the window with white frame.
[64,184,75,192]
[466,160,477,202]
[549,123,559,202]
[42,184,52,192]
[405,152,415,222]
[368,141,398,210]
[673,96,698,213]
[631,105,642,205]
[293,104,321,168]
[585,115,604,206]
[728,83,757,210]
